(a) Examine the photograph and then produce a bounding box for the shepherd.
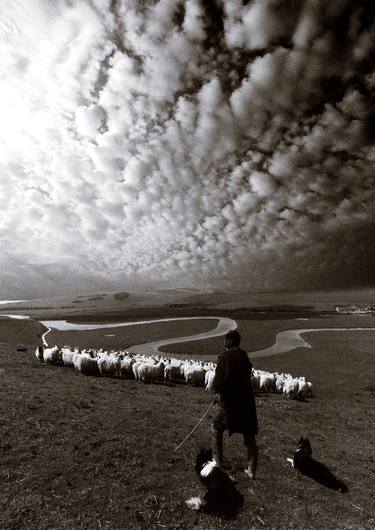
[212,329,258,479]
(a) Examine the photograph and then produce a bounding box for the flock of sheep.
[36,345,313,400]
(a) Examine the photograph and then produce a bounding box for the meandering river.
[2,313,375,358]
[38,316,237,352]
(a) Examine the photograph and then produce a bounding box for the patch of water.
[0,300,28,305]
[0,314,31,320]
[39,316,234,332]
[250,327,375,358]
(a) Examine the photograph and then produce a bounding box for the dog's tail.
[185,496,203,510]
[335,480,348,494]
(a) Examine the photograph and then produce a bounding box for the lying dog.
[185,448,244,519]
[288,437,348,493]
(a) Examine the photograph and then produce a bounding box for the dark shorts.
[213,404,258,440]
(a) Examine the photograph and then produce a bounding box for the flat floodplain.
[0,305,374,529]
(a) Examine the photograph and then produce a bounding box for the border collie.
[288,437,348,493]
[185,448,244,519]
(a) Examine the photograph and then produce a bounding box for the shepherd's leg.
[213,427,224,466]
[212,408,226,466]
[244,434,258,479]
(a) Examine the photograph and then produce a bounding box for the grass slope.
[0,317,374,529]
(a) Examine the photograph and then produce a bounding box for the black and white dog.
[288,437,348,493]
[185,448,244,519]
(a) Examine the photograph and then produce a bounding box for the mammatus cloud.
[0,0,374,297]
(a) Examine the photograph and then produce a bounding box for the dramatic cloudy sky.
[0,0,374,297]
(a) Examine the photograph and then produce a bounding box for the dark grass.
[0,317,374,529]
[112,292,130,300]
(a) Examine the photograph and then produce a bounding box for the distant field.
[4,286,375,320]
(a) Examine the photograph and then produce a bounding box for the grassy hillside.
[0,316,374,529]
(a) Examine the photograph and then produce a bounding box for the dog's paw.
[185,496,203,510]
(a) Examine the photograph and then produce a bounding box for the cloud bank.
[0,0,374,297]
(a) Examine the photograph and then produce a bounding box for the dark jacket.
[212,346,258,436]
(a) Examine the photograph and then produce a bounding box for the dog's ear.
[198,447,212,460]
[196,448,205,460]
[195,448,210,471]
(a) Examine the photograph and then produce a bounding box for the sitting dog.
[185,448,244,519]
[288,437,348,493]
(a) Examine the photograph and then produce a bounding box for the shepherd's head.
[225,330,241,350]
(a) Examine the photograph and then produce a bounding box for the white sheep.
[183,362,206,387]
[61,347,76,367]
[97,353,121,377]
[120,356,135,379]
[43,346,63,366]
[275,374,286,393]
[251,370,260,390]
[296,378,311,398]
[72,351,85,371]
[205,369,216,391]
[259,372,275,392]
[138,361,165,383]
[78,355,101,377]
[132,360,144,381]
[273,372,290,392]
[164,359,184,381]
[283,378,300,399]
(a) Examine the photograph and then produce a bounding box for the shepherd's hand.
[213,393,221,403]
